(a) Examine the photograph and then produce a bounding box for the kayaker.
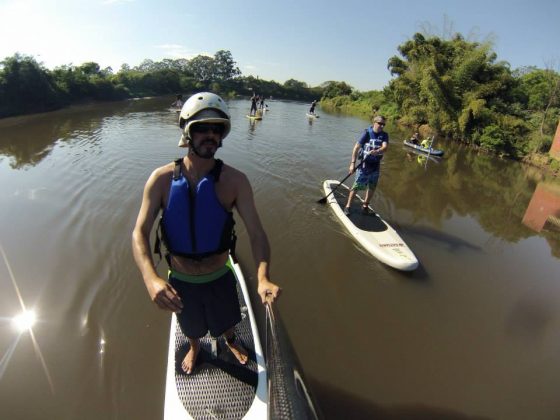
[343,115,389,215]
[410,132,420,144]
[421,137,432,148]
[132,92,281,375]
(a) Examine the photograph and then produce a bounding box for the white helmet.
[178,92,231,147]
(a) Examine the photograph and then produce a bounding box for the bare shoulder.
[221,162,250,187]
[148,162,174,183]
[143,162,175,198]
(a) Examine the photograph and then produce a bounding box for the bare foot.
[181,342,200,374]
[225,339,248,365]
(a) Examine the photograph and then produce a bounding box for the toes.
[239,353,248,365]
[181,349,198,374]
[181,359,192,374]
[228,344,248,365]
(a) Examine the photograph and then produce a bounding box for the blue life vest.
[160,159,235,260]
[359,127,388,172]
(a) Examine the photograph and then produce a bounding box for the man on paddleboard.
[309,100,318,115]
[171,94,184,109]
[249,93,258,116]
[132,92,281,375]
[343,115,389,215]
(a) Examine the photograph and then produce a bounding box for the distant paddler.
[170,94,183,109]
[308,100,318,116]
[249,93,258,116]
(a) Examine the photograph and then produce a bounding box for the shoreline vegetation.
[1,32,559,175]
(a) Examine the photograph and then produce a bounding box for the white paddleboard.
[164,256,267,419]
[322,180,418,271]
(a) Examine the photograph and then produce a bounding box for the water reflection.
[404,150,441,168]
[522,181,560,257]
[0,97,174,169]
[247,118,259,137]
[523,181,560,232]
[383,142,548,245]
[1,98,560,419]
[0,243,54,393]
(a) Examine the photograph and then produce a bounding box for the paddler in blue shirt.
[132,92,281,375]
[343,115,389,215]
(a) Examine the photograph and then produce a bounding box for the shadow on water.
[308,378,489,420]
[398,224,482,253]
[398,259,431,283]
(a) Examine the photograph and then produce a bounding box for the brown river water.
[0,97,559,420]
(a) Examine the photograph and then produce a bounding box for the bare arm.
[348,142,362,173]
[131,168,182,313]
[234,172,281,303]
[371,141,388,155]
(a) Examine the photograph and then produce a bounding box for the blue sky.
[1,0,558,91]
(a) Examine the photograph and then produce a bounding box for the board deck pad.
[172,279,258,419]
[331,182,387,232]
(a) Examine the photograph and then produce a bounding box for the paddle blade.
[317,197,328,204]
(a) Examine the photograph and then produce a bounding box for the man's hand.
[147,276,183,313]
[258,280,282,304]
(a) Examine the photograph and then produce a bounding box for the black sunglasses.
[191,123,225,135]
[375,121,385,126]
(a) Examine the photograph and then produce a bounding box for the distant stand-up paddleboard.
[306,113,319,119]
[322,180,419,271]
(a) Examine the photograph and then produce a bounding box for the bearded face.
[189,123,225,159]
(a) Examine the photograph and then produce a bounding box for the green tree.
[387,32,526,155]
[0,53,62,117]
[283,79,308,90]
[213,50,241,81]
[187,55,215,84]
[517,67,560,151]
[322,81,353,98]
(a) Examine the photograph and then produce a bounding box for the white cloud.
[154,45,213,60]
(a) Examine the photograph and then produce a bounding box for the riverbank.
[522,153,560,178]
[320,98,560,178]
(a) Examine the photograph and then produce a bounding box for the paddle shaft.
[424,136,435,169]
[317,157,364,203]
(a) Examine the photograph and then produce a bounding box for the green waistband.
[168,260,232,284]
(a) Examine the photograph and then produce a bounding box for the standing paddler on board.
[132,92,281,375]
[343,115,389,216]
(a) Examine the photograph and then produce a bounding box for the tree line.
[321,32,560,161]
[0,49,323,118]
[2,39,559,162]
